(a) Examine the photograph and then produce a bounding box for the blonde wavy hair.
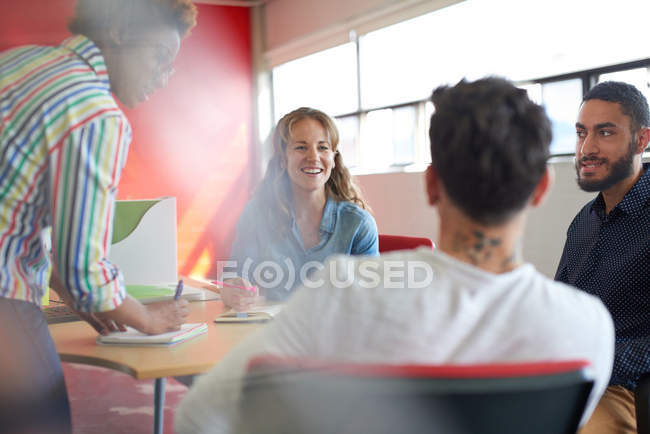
[69,0,197,42]
[256,107,369,232]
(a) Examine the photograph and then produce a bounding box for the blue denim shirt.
[226,196,379,300]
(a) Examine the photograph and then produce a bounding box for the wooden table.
[49,299,263,434]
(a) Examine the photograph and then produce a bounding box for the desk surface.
[49,300,263,379]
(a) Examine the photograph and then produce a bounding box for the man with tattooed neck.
[556,81,650,434]
[176,77,614,433]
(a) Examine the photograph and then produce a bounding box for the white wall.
[355,169,441,242]
[355,158,598,278]
[521,159,595,277]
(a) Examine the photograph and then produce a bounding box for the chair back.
[241,355,593,434]
[378,234,434,253]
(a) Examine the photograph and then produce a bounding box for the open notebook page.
[96,323,207,346]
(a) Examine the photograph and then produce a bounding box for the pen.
[212,280,256,293]
[174,279,184,300]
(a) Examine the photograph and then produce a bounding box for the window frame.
[271,51,650,174]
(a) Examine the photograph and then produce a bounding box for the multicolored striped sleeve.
[48,114,131,312]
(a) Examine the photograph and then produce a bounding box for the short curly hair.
[69,0,197,41]
[583,81,650,133]
[429,77,552,226]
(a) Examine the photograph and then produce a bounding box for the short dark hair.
[429,77,552,226]
[583,81,650,132]
[69,0,198,42]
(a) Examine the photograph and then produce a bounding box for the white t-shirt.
[176,248,614,434]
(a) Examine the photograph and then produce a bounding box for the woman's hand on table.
[50,265,190,335]
[94,296,189,336]
[220,277,258,311]
[141,299,191,334]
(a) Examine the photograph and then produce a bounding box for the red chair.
[378,234,434,253]
[241,355,593,434]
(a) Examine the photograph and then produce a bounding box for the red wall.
[0,1,253,278]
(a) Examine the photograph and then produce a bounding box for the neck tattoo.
[452,230,512,269]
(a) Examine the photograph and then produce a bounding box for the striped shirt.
[0,35,130,312]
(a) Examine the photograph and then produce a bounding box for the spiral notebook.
[96,323,208,346]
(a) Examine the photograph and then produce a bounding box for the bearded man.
[556,80,650,434]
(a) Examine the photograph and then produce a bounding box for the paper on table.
[96,323,208,346]
[214,304,284,323]
[125,283,207,303]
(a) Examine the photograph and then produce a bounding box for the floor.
[62,363,189,434]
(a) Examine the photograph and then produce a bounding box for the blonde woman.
[222,107,378,308]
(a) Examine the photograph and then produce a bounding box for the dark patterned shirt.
[556,163,650,389]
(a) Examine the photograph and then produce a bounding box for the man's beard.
[576,140,636,192]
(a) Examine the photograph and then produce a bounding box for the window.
[391,105,418,166]
[359,13,441,110]
[356,106,419,170]
[271,0,650,173]
[272,42,358,119]
[361,109,394,169]
[541,79,584,155]
[336,115,360,168]
[337,104,429,172]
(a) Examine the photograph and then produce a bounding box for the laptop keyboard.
[43,303,81,324]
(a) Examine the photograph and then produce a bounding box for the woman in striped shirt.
[0,1,197,432]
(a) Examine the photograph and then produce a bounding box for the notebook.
[96,323,208,346]
[126,283,209,303]
[214,304,284,323]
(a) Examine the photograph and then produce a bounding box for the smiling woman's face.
[285,117,336,195]
[105,25,181,108]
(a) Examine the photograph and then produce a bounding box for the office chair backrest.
[241,355,593,434]
[378,234,434,253]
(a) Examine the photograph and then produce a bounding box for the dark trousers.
[0,297,71,434]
